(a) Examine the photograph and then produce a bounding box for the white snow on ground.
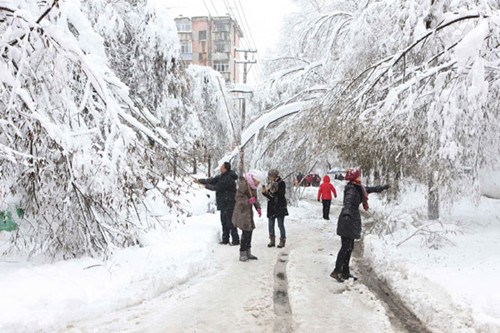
[56,189,395,333]
[0,183,499,332]
[363,183,500,333]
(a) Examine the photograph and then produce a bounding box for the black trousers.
[240,230,253,252]
[322,200,331,220]
[334,236,354,274]
[221,208,239,243]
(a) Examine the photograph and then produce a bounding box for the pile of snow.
[0,188,220,333]
[363,182,500,332]
[479,164,500,199]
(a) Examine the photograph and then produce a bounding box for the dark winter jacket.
[199,170,238,211]
[317,175,337,201]
[262,177,288,218]
[232,177,261,231]
[336,182,388,239]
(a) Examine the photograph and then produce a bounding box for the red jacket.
[317,175,337,201]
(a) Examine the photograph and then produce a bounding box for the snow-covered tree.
[0,0,235,258]
[317,0,500,218]
[249,0,500,218]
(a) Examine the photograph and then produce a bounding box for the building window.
[176,21,192,32]
[214,40,229,52]
[213,32,229,41]
[179,33,191,41]
[213,61,230,72]
[213,22,230,32]
[180,41,192,54]
[198,53,204,61]
[199,30,207,40]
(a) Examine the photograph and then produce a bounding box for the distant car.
[327,168,345,180]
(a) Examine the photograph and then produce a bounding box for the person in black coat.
[331,168,390,282]
[262,169,289,248]
[194,162,239,245]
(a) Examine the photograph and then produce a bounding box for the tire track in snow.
[273,251,293,332]
[355,238,432,333]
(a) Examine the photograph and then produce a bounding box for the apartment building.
[175,16,243,84]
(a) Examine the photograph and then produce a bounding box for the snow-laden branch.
[220,101,309,166]
[242,101,309,147]
[343,12,484,100]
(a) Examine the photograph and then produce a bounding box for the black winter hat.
[223,161,231,171]
[268,169,279,177]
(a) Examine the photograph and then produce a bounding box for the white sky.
[153,0,298,81]
[157,0,297,53]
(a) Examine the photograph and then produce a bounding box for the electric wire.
[202,0,213,16]
[235,0,264,81]
[231,0,263,81]
[222,0,261,82]
[208,0,220,16]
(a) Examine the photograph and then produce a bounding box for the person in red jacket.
[317,175,337,220]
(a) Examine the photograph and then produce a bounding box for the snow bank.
[0,213,220,333]
[363,184,500,333]
[480,166,500,199]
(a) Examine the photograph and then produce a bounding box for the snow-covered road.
[63,199,395,333]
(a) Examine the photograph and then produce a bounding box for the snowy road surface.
[63,199,395,333]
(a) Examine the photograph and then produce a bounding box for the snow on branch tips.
[261,0,500,219]
[0,0,193,258]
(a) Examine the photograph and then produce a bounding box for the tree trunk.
[427,170,439,220]
[207,154,212,177]
[192,144,197,175]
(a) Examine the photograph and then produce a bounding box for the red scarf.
[352,179,369,211]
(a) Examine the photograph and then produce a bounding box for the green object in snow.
[16,207,24,218]
[0,210,18,232]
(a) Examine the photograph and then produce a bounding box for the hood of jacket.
[226,170,238,180]
[323,175,330,183]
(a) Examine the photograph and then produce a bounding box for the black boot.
[267,236,275,247]
[342,272,358,281]
[239,251,248,262]
[246,249,258,260]
[277,237,286,248]
[330,270,344,283]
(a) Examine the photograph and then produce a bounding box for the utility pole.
[234,48,257,175]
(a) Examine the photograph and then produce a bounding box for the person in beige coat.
[232,172,262,262]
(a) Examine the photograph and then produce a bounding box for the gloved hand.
[382,185,391,190]
[317,198,320,202]
[248,196,257,205]
[257,207,262,217]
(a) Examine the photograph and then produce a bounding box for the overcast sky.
[155,0,297,56]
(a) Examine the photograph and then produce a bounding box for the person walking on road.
[331,168,390,282]
[317,175,337,220]
[194,162,239,245]
[232,172,262,262]
[262,169,289,248]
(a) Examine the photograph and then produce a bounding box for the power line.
[234,0,258,51]
[202,0,213,16]
[232,0,263,81]
[220,0,256,82]
[208,0,220,16]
